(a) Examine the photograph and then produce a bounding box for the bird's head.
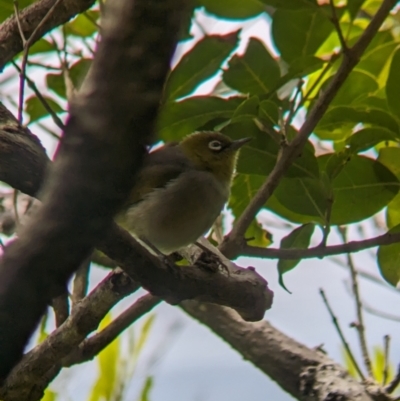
[179,131,251,183]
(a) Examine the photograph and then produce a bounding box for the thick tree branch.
[0,269,139,401]
[220,0,398,259]
[182,301,393,401]
[62,293,161,366]
[0,0,186,380]
[98,224,272,322]
[0,0,95,70]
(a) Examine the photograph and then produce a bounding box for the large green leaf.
[319,155,399,224]
[346,127,398,153]
[271,5,335,63]
[315,106,400,140]
[278,223,315,291]
[330,70,379,106]
[166,32,239,100]
[386,46,400,117]
[25,96,64,123]
[229,174,271,247]
[157,96,243,141]
[199,0,266,19]
[273,177,329,221]
[64,11,99,37]
[377,224,400,287]
[223,38,281,95]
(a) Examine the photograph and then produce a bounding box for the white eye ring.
[208,140,222,151]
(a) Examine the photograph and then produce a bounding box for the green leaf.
[46,73,65,98]
[166,32,239,100]
[231,95,259,123]
[29,38,55,55]
[315,106,400,140]
[199,0,265,19]
[378,147,400,178]
[377,224,400,287]
[139,377,153,401]
[65,11,99,37]
[229,174,272,247]
[319,155,399,225]
[347,0,366,20]
[90,313,120,401]
[271,5,335,63]
[386,193,400,229]
[223,38,281,95]
[157,96,243,141]
[25,96,64,123]
[46,59,91,98]
[42,389,57,401]
[273,177,328,222]
[386,46,400,117]
[0,0,35,23]
[330,71,379,106]
[134,314,155,362]
[346,127,398,153]
[258,99,279,126]
[278,223,315,292]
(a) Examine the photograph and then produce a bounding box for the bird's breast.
[125,170,229,254]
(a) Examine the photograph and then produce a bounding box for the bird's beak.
[230,137,252,150]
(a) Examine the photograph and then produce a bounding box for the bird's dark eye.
[208,140,222,151]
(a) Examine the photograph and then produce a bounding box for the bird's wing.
[126,144,193,206]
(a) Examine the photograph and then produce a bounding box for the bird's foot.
[194,250,229,275]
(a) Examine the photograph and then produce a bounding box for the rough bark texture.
[0,0,186,380]
[0,0,95,70]
[0,103,49,197]
[183,302,390,401]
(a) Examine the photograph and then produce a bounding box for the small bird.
[117,131,251,256]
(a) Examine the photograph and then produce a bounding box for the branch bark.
[0,269,139,401]
[183,301,392,401]
[0,0,95,70]
[0,0,186,380]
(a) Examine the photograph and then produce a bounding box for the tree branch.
[182,301,382,401]
[242,230,400,259]
[62,293,161,366]
[0,269,139,401]
[0,0,186,380]
[220,0,398,259]
[0,0,95,69]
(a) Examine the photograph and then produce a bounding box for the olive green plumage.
[117,131,250,254]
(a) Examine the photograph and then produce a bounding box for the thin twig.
[14,0,64,125]
[71,257,91,312]
[383,335,390,385]
[329,0,348,51]
[385,364,400,394]
[284,79,304,134]
[13,1,27,45]
[62,294,161,366]
[12,189,20,226]
[319,288,365,380]
[362,302,400,323]
[220,0,397,258]
[51,291,69,327]
[242,230,400,260]
[338,227,373,378]
[11,61,65,131]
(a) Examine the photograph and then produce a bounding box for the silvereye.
[117,131,251,255]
